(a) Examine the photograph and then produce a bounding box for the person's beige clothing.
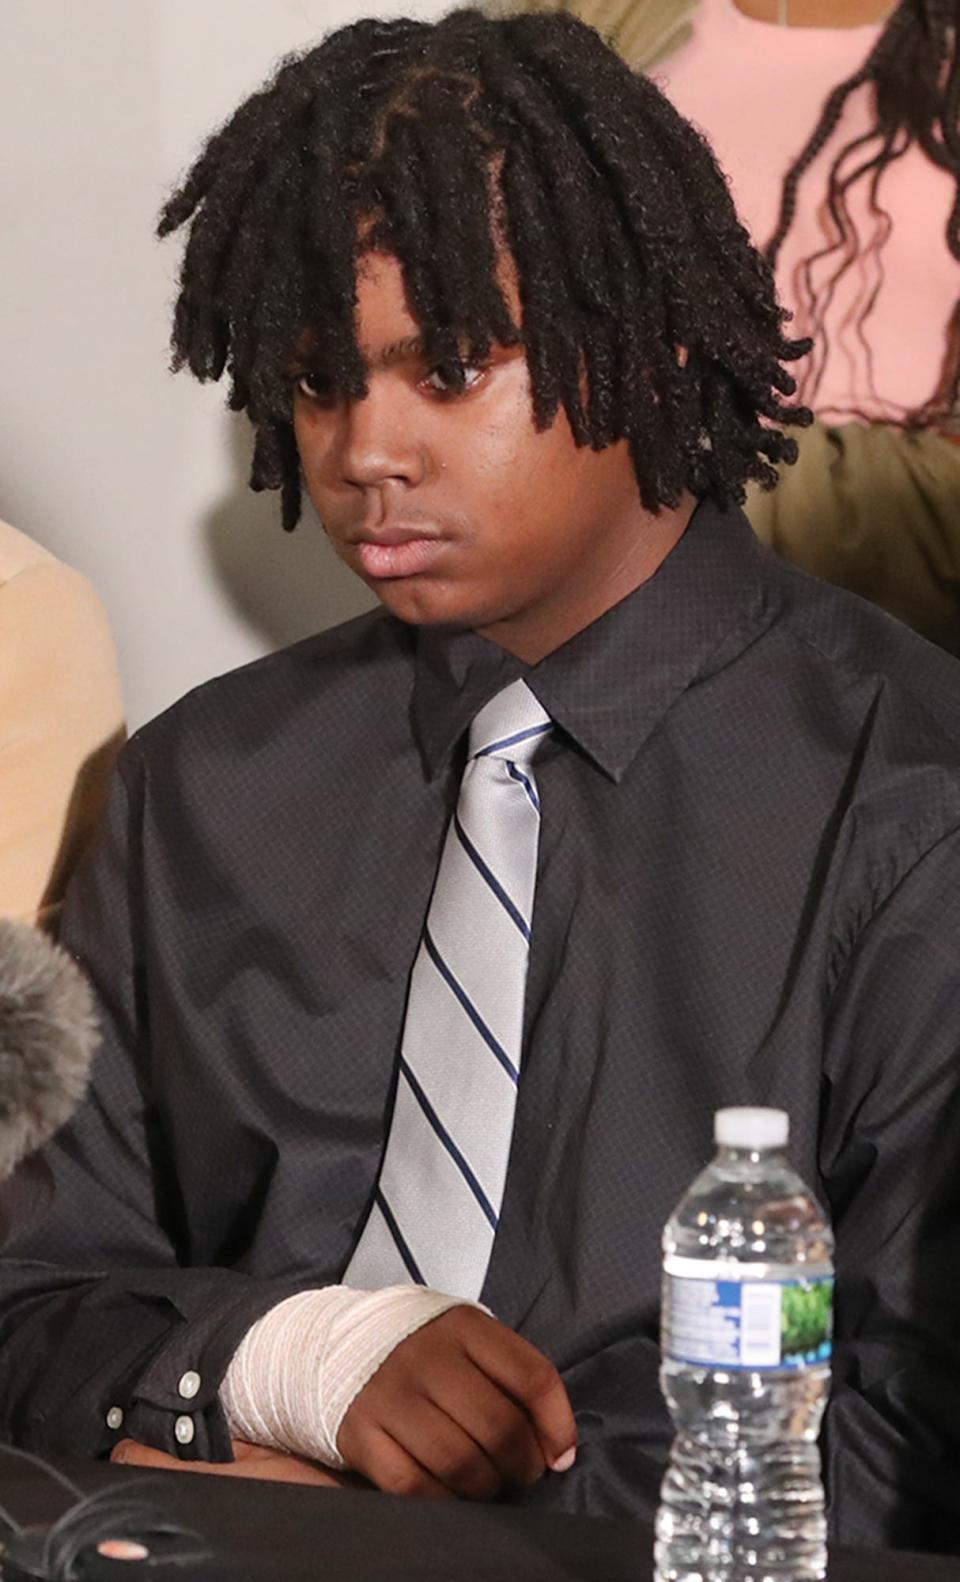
[0,520,124,925]
[746,421,960,658]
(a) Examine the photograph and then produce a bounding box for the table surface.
[0,1454,956,1581]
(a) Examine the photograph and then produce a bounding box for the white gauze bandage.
[220,1284,477,1469]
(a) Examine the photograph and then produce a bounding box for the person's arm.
[113,1294,577,1498]
[0,558,124,926]
[0,744,577,1493]
[820,823,960,1552]
[0,746,303,1462]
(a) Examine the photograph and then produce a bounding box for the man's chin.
[365,579,489,631]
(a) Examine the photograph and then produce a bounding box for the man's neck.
[476,495,696,665]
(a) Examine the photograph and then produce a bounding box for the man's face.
[293,251,688,662]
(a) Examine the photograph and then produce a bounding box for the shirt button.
[174,1415,195,1447]
[105,1406,124,1431]
[178,1370,201,1400]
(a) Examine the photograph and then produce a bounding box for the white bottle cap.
[714,1107,789,1149]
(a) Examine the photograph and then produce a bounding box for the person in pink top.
[662,0,960,653]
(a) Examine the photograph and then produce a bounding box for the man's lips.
[351,526,448,580]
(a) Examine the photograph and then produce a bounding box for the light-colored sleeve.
[220,1285,475,1468]
[0,559,125,925]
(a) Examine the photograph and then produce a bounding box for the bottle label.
[662,1260,834,1371]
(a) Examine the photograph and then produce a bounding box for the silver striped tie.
[345,679,552,1300]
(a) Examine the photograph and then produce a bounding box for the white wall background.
[1,0,447,731]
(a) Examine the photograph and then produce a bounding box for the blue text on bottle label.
[662,1267,834,1370]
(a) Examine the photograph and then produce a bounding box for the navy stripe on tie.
[506,761,540,813]
[399,1057,498,1231]
[454,813,530,940]
[423,927,520,1085]
[375,1188,425,1283]
[475,722,551,758]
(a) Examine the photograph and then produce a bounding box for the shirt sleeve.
[0,745,304,1464]
[820,823,960,1552]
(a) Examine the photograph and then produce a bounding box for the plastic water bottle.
[655,1107,834,1582]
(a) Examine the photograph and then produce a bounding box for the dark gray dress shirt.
[1,499,960,1551]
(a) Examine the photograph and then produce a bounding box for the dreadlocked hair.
[158,7,811,530]
[765,0,960,424]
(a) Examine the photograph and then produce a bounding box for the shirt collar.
[412,498,777,784]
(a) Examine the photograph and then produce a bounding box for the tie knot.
[469,679,552,765]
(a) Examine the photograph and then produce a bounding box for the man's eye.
[295,372,334,401]
[422,360,486,395]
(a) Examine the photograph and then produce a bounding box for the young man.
[2,6,959,1551]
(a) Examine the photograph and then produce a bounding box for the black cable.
[0,1444,84,1505]
[41,1484,204,1580]
[0,1444,207,1581]
[0,1495,23,1537]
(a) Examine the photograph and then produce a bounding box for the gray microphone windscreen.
[0,919,98,1180]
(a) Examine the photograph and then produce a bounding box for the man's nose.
[338,382,426,492]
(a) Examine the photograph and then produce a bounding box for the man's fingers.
[380,1395,502,1500]
[110,1438,344,1486]
[111,1440,182,1470]
[345,1424,455,1500]
[461,1316,577,1469]
[429,1366,546,1488]
[208,1447,346,1485]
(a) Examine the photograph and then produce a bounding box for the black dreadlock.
[158,7,810,531]
[765,0,960,423]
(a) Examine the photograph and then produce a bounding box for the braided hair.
[765,0,960,422]
[158,8,810,530]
